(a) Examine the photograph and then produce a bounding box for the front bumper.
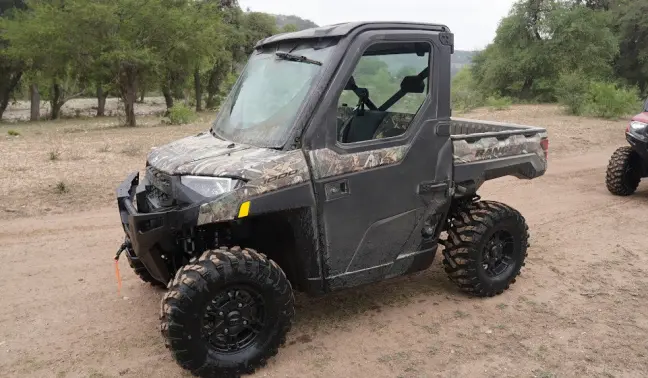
[627,131,648,162]
[116,172,201,285]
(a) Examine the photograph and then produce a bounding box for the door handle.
[325,179,350,201]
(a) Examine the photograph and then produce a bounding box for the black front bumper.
[627,131,648,162]
[117,172,201,285]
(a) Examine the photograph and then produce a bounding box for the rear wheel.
[442,200,529,297]
[160,247,294,378]
[606,146,641,196]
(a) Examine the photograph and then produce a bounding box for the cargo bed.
[450,117,548,188]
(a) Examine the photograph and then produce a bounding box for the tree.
[613,0,648,94]
[2,0,101,119]
[472,0,619,101]
[281,23,298,33]
[0,0,25,121]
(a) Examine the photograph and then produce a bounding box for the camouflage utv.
[115,22,549,378]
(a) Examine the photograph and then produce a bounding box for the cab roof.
[255,21,451,48]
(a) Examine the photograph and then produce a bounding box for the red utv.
[606,100,648,195]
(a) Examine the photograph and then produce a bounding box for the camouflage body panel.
[195,150,309,224]
[145,131,310,225]
[453,131,548,167]
[309,145,409,180]
[148,131,307,181]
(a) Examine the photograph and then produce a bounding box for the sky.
[239,0,518,51]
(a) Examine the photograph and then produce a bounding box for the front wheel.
[605,146,641,196]
[442,200,529,297]
[160,247,294,378]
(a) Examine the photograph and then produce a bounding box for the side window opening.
[336,42,432,144]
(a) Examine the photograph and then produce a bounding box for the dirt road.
[2,105,648,378]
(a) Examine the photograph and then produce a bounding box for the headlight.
[180,176,241,198]
[629,121,648,132]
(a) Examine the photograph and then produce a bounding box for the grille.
[145,166,174,208]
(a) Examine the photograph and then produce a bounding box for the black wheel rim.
[482,230,515,277]
[201,284,266,353]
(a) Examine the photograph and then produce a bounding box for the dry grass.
[0,102,626,220]
[1,108,214,219]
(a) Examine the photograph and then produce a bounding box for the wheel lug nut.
[238,303,242,308]
[219,312,224,316]
[224,328,229,334]
[243,320,248,325]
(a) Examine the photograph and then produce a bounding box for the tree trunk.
[162,85,174,111]
[97,85,107,117]
[206,69,219,109]
[0,69,22,121]
[50,83,63,120]
[520,77,534,99]
[194,68,203,112]
[29,83,40,121]
[119,63,138,127]
[206,93,217,109]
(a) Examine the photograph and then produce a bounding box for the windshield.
[211,41,336,148]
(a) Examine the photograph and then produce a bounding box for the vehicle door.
[304,30,455,290]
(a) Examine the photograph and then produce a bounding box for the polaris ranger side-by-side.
[116,22,549,377]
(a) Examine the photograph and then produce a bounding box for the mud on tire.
[442,200,529,297]
[160,247,294,378]
[605,146,641,196]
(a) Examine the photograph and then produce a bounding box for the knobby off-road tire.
[442,200,529,297]
[160,247,295,378]
[605,146,641,196]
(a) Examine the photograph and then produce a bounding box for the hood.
[147,131,300,180]
[632,112,648,124]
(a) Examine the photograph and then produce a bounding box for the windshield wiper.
[275,52,322,66]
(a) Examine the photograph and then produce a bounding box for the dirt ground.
[1,102,647,378]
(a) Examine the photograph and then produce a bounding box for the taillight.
[540,138,549,160]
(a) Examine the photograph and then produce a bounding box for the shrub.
[557,73,641,118]
[451,67,485,112]
[7,130,20,136]
[55,181,69,194]
[556,72,589,115]
[167,103,197,125]
[49,150,61,161]
[485,95,513,111]
[585,82,640,119]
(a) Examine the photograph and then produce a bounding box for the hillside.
[273,14,318,31]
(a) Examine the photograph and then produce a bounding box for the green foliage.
[557,73,640,118]
[7,129,19,136]
[281,24,298,33]
[485,95,513,111]
[167,103,197,125]
[556,71,590,115]
[614,0,648,95]
[451,67,485,112]
[585,82,640,118]
[472,0,619,101]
